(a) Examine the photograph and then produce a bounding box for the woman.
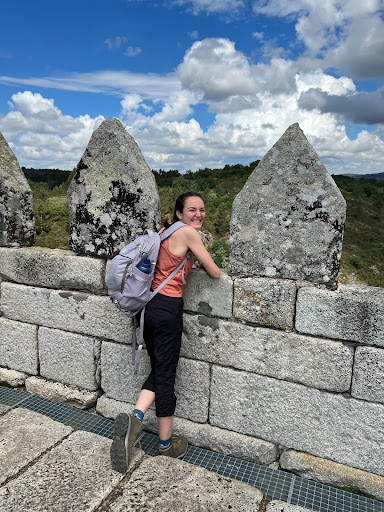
[111,192,220,473]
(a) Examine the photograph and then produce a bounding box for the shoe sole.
[125,414,141,467]
[110,413,129,473]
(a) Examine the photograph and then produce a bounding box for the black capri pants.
[141,293,183,417]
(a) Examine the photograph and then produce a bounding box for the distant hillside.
[22,167,71,189]
[340,172,384,180]
[331,174,383,287]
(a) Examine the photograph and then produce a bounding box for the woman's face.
[176,196,206,230]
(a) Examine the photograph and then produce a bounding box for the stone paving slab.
[101,456,264,511]
[0,408,73,485]
[0,404,10,415]
[0,429,143,512]
[266,501,313,512]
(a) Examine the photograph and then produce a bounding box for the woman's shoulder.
[174,225,199,239]
[171,224,195,236]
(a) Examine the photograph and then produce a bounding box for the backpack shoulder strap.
[159,221,187,241]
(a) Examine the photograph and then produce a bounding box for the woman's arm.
[184,228,221,278]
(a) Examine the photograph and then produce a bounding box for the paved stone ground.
[0,407,314,512]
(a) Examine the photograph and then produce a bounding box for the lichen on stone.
[229,123,346,288]
[0,131,35,247]
[67,118,160,257]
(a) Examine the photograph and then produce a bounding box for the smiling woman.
[110,191,220,473]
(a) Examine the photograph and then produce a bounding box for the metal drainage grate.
[1,386,383,512]
[0,386,114,437]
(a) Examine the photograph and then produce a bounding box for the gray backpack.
[106,221,191,373]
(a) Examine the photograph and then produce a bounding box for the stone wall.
[1,247,384,498]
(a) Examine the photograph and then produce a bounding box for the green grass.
[30,181,70,250]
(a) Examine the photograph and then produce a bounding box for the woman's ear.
[176,210,182,220]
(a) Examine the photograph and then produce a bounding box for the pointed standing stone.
[229,123,346,288]
[67,118,161,257]
[0,132,35,247]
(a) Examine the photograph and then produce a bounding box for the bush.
[349,254,363,269]
[208,240,229,270]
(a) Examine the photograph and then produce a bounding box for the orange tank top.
[151,237,193,297]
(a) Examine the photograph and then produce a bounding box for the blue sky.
[0,0,383,174]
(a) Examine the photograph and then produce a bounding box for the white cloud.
[298,87,384,125]
[252,0,384,79]
[150,91,197,123]
[9,90,56,116]
[178,38,258,99]
[4,80,384,174]
[4,91,85,135]
[325,14,384,78]
[297,70,355,96]
[208,95,261,113]
[104,36,128,49]
[124,46,142,57]
[104,36,142,59]
[0,71,181,100]
[171,0,246,15]
[121,94,143,112]
[188,30,199,40]
[120,90,197,128]
[178,38,300,101]
[0,91,104,169]
[118,36,384,174]
[120,74,384,175]
[253,58,298,93]
[252,31,264,40]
